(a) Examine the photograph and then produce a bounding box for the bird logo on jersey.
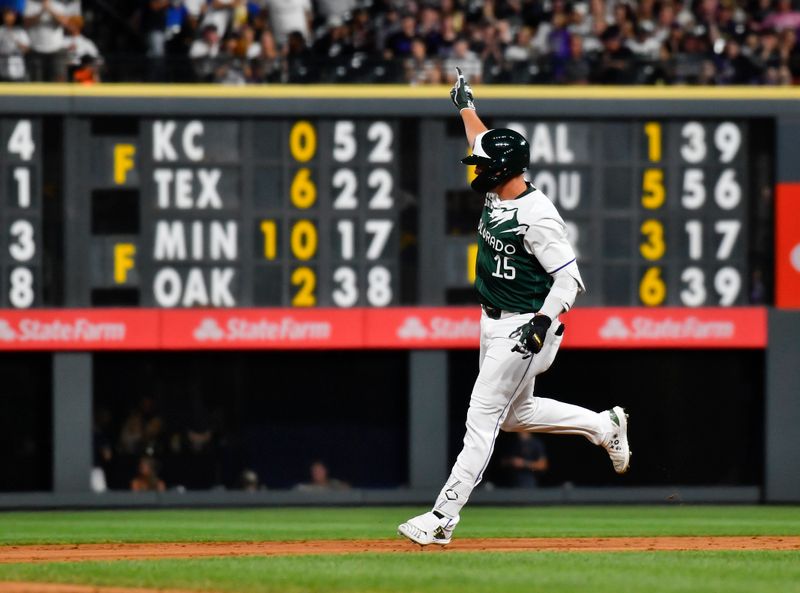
[488,207,529,236]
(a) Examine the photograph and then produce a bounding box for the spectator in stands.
[213,31,250,84]
[312,14,353,78]
[263,0,312,48]
[763,0,800,32]
[62,15,100,73]
[142,0,170,58]
[627,22,662,60]
[166,399,221,490]
[130,455,166,492]
[118,410,144,456]
[504,26,538,83]
[717,38,758,83]
[24,0,71,81]
[418,4,444,56]
[315,0,356,26]
[72,53,99,83]
[385,13,417,59]
[200,0,237,39]
[92,407,114,489]
[190,23,221,80]
[285,29,317,82]
[672,27,712,84]
[0,7,30,81]
[239,468,262,491]
[249,29,281,82]
[780,27,800,80]
[404,35,442,85]
[500,433,549,488]
[563,33,594,84]
[593,24,635,83]
[548,8,573,81]
[443,36,482,83]
[349,7,377,56]
[295,460,349,491]
[184,0,208,30]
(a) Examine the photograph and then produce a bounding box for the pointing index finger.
[456,66,464,80]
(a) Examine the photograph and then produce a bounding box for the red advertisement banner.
[0,307,767,351]
[776,182,800,308]
[561,307,767,349]
[0,310,159,350]
[160,309,364,350]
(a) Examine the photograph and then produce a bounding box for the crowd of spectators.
[93,396,227,491]
[2,0,800,84]
[92,396,352,493]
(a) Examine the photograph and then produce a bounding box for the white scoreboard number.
[4,119,39,308]
[331,120,396,308]
[676,121,744,307]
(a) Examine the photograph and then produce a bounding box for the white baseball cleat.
[398,511,460,545]
[605,406,631,474]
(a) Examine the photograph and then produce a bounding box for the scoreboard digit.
[1,119,42,308]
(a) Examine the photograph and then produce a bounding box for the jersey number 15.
[492,255,516,280]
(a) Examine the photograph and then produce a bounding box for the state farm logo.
[598,315,735,341]
[194,319,225,341]
[396,315,480,342]
[599,317,629,339]
[193,317,332,342]
[0,320,16,341]
[397,317,428,339]
[0,317,126,342]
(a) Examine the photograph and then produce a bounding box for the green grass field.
[0,506,798,593]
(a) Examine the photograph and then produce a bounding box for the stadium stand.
[0,0,798,84]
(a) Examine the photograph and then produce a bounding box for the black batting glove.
[450,67,475,111]
[509,314,552,358]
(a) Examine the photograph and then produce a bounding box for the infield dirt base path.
[1,538,799,593]
[1,536,799,564]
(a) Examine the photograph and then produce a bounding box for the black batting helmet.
[461,128,529,193]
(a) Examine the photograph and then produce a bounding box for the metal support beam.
[765,310,800,502]
[53,353,93,493]
[409,351,448,489]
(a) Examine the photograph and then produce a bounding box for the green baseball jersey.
[475,184,578,313]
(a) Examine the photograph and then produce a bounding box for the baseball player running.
[397,68,631,546]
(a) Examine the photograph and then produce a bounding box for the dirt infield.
[1,536,798,564]
[1,538,798,593]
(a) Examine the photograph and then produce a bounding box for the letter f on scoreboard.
[114,243,136,284]
[114,144,136,185]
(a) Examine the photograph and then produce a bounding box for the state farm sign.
[563,308,766,349]
[0,307,767,350]
[0,310,158,350]
[365,308,481,349]
[162,309,362,349]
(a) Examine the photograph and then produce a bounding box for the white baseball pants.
[433,309,615,518]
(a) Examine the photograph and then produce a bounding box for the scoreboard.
[0,88,785,312]
[498,118,752,307]
[75,117,401,308]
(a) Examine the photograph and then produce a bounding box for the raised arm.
[450,67,488,148]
